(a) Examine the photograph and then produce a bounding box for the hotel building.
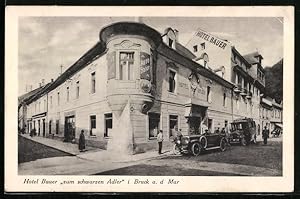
[19,22,282,154]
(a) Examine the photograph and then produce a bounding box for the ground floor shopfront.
[25,98,271,154]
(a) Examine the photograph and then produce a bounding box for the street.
[96,139,282,176]
[18,135,282,176]
[18,135,72,163]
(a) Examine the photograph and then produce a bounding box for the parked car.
[271,128,282,137]
[229,118,257,146]
[173,131,227,156]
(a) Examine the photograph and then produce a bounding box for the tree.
[265,59,283,103]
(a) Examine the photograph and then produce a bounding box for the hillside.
[264,59,283,103]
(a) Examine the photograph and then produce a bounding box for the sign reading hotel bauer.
[107,52,116,80]
[196,30,228,50]
[140,52,151,81]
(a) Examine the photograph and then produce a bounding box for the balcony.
[234,83,242,93]
[240,88,247,97]
[246,91,253,99]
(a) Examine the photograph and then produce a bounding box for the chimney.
[51,78,54,82]
[174,29,179,42]
[39,83,42,88]
[30,85,33,91]
[41,79,45,86]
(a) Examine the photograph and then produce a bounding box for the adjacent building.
[19,21,282,154]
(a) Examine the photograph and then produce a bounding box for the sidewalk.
[20,134,101,155]
[19,134,173,175]
[256,134,283,142]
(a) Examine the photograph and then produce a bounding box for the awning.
[275,123,283,129]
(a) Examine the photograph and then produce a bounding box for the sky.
[18,17,283,95]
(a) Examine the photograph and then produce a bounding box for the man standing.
[262,126,269,145]
[157,130,164,154]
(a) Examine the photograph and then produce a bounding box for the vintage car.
[173,132,227,156]
[229,118,257,145]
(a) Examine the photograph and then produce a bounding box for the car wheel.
[173,144,181,155]
[220,138,227,152]
[191,142,201,156]
[240,137,247,146]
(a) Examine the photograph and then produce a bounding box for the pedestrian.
[262,126,269,145]
[79,130,86,152]
[223,125,231,146]
[157,130,164,154]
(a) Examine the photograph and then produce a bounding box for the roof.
[261,97,273,107]
[243,51,263,64]
[232,47,252,67]
[25,22,235,104]
[175,42,196,60]
[18,86,47,105]
[272,101,282,109]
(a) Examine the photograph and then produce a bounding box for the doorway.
[42,119,45,137]
[64,116,76,142]
[187,117,201,135]
[38,120,40,136]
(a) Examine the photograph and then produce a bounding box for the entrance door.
[42,119,45,137]
[187,117,201,135]
[38,120,40,136]
[64,116,75,142]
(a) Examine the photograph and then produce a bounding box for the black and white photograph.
[5,6,294,192]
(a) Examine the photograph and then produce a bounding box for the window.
[104,113,112,137]
[149,113,160,139]
[169,115,178,138]
[223,93,226,107]
[168,38,173,48]
[193,45,198,52]
[76,81,80,99]
[207,86,211,103]
[44,99,46,111]
[66,87,69,102]
[119,52,134,80]
[57,92,60,105]
[168,69,176,93]
[200,42,205,50]
[91,72,96,93]
[90,115,96,136]
[50,96,53,108]
[208,118,213,133]
[204,60,207,67]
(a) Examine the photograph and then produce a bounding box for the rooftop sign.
[196,30,228,50]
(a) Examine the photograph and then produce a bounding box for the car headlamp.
[182,137,190,145]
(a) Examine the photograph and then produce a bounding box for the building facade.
[20,22,282,154]
[184,28,283,135]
